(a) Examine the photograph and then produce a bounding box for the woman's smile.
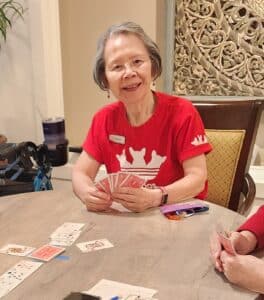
[104,33,153,104]
[122,82,142,91]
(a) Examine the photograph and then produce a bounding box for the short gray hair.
[93,21,162,91]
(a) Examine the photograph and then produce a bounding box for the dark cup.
[42,117,68,166]
[42,117,66,145]
[46,139,69,167]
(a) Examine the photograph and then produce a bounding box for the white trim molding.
[40,0,64,118]
[250,166,264,199]
[27,0,64,143]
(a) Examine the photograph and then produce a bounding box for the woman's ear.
[102,75,109,90]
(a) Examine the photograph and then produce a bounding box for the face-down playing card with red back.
[95,172,145,194]
[95,172,146,212]
[28,244,65,262]
[218,232,236,255]
[119,173,146,188]
[116,172,130,187]
[95,176,111,193]
[108,173,119,192]
[216,224,236,255]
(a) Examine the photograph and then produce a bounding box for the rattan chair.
[193,100,263,215]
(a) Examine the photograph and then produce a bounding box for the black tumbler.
[42,117,68,166]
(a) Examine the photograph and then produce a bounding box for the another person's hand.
[210,230,258,272]
[228,231,257,255]
[111,187,161,212]
[81,186,113,212]
[220,251,264,293]
[210,231,223,272]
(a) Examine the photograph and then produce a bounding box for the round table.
[0,185,260,300]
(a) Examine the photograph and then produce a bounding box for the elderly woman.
[72,22,212,212]
[210,205,264,293]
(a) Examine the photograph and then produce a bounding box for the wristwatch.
[158,186,168,206]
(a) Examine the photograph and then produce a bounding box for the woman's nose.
[123,64,136,77]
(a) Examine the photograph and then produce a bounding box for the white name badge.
[109,134,125,145]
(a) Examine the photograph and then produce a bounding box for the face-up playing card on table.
[28,244,65,261]
[50,222,86,246]
[83,279,157,300]
[76,238,114,253]
[0,243,35,257]
[50,231,82,247]
[51,222,85,234]
[0,260,43,298]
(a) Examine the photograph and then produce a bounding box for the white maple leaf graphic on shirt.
[191,135,208,146]
[116,147,166,181]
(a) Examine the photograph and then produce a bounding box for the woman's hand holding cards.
[94,172,153,212]
[112,187,162,212]
[83,185,112,212]
[94,172,166,212]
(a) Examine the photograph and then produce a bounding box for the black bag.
[0,142,53,196]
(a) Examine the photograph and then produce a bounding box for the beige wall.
[0,0,64,144]
[0,0,37,143]
[2,0,262,165]
[59,0,159,146]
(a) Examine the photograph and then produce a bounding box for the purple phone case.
[160,200,208,214]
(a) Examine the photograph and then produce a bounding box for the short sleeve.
[238,205,264,250]
[82,114,105,164]
[175,102,212,163]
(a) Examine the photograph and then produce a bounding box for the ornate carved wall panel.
[174,0,264,96]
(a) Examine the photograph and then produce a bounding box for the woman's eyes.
[112,65,122,71]
[110,59,144,71]
[133,59,143,65]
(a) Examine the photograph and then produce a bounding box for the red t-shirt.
[238,205,264,249]
[83,91,212,198]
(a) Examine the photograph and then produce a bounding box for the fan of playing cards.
[95,172,146,194]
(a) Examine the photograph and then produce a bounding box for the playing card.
[116,172,130,187]
[0,244,35,257]
[215,224,236,255]
[0,260,43,298]
[51,222,85,236]
[110,201,132,212]
[94,181,106,192]
[50,231,82,247]
[97,176,111,194]
[95,173,145,195]
[218,232,236,255]
[50,222,86,246]
[83,279,157,300]
[76,239,114,253]
[108,173,118,192]
[119,174,145,188]
[28,244,65,261]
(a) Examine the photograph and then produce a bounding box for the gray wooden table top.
[0,189,260,300]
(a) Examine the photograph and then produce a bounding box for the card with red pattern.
[28,244,65,262]
[120,173,145,188]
